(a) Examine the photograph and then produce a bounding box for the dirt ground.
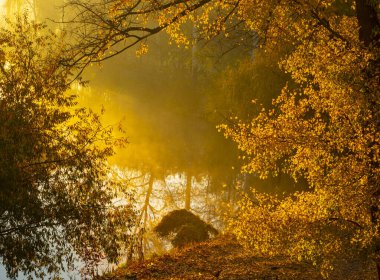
[97,235,377,280]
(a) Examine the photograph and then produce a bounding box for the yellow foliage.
[67,0,379,275]
[213,0,380,276]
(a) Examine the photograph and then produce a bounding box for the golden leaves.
[136,42,149,57]
[217,0,380,275]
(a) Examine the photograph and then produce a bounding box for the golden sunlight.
[0,0,7,18]
[0,1,378,280]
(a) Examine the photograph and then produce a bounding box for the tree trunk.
[355,0,380,46]
[191,14,199,80]
[143,174,154,224]
[33,0,38,20]
[355,2,380,279]
[185,173,192,210]
[128,173,154,263]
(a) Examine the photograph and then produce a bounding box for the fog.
[0,1,307,278]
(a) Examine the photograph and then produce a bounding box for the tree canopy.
[218,0,380,276]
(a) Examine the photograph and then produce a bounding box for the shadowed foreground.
[97,235,376,280]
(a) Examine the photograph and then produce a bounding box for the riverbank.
[97,235,377,279]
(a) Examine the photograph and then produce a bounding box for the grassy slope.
[97,235,377,280]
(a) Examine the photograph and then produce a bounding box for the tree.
[219,0,380,278]
[0,17,135,279]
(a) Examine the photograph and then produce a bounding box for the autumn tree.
[0,18,135,279]
[218,0,380,278]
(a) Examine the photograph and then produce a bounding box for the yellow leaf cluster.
[216,0,380,275]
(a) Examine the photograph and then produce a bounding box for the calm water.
[0,263,81,280]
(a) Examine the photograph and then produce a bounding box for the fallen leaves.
[96,235,376,279]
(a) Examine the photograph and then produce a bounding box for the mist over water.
[0,1,308,278]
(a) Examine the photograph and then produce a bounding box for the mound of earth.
[154,209,218,248]
[97,235,377,280]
